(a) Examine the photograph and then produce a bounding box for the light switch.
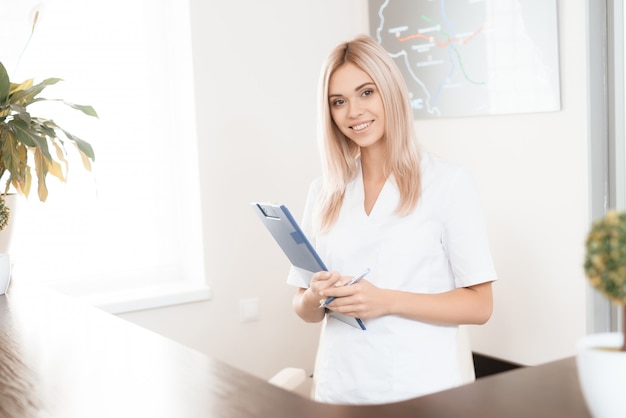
[239,298,260,322]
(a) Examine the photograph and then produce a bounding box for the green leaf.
[35,119,57,138]
[10,118,53,161]
[78,148,92,172]
[52,141,68,174]
[15,165,32,198]
[63,101,98,118]
[61,128,95,161]
[0,129,27,196]
[10,78,62,106]
[8,120,37,147]
[34,148,49,202]
[0,62,9,106]
[47,157,65,182]
[1,130,22,180]
[10,105,32,124]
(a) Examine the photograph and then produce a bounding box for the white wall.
[119,0,590,381]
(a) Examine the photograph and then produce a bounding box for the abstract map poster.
[369,0,561,119]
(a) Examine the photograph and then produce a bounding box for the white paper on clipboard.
[250,202,366,330]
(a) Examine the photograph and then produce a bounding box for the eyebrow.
[328,82,375,98]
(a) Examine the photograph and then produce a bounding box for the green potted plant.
[0,9,97,255]
[578,210,626,418]
[0,61,97,203]
[584,210,626,349]
[0,60,97,253]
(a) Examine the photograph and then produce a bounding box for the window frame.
[0,0,210,314]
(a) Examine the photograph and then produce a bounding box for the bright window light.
[0,0,209,312]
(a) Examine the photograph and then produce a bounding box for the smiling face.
[328,62,386,151]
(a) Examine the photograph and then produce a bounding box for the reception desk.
[0,282,591,418]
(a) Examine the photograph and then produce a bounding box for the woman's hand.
[320,278,389,320]
[308,270,343,300]
[292,270,344,323]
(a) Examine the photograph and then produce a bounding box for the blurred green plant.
[584,210,626,351]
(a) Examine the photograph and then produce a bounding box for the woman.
[287,34,497,405]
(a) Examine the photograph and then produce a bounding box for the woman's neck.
[360,146,387,183]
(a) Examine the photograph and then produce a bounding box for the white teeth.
[352,122,370,131]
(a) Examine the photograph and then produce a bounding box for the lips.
[351,121,372,131]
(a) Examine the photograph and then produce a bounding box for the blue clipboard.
[251,202,366,330]
[251,202,327,273]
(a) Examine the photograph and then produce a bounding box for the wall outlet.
[239,297,260,323]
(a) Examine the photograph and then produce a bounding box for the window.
[588,0,623,332]
[0,0,209,313]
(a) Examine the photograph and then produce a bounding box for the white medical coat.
[287,152,497,404]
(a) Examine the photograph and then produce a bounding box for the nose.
[348,100,364,118]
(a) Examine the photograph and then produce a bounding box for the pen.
[319,267,371,308]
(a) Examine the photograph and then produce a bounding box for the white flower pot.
[577,333,626,418]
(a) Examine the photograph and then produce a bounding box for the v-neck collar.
[354,160,397,220]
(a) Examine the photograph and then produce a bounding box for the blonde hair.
[316,34,421,232]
